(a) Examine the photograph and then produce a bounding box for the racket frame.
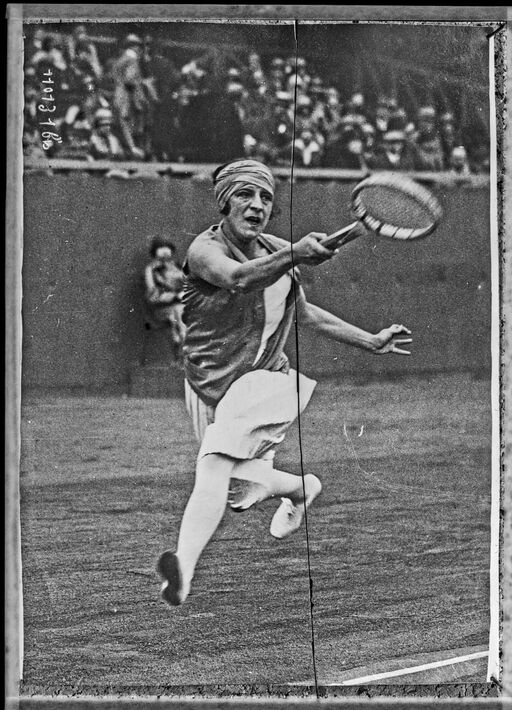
[321,174,443,249]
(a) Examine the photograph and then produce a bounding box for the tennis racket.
[321,173,443,250]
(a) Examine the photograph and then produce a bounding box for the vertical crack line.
[288,17,319,698]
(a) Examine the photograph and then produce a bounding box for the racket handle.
[321,221,362,249]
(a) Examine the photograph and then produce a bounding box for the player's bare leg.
[158,454,321,606]
[229,457,322,539]
[158,453,233,606]
[229,458,319,510]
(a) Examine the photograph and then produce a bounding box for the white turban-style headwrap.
[213,160,275,211]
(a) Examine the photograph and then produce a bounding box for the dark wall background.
[22,172,491,391]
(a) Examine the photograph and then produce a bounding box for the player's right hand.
[293,233,337,265]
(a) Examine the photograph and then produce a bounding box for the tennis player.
[157,159,412,606]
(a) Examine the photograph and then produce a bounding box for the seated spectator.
[143,38,182,161]
[449,145,471,176]
[373,95,397,144]
[413,105,445,171]
[236,90,272,156]
[88,108,125,160]
[263,92,295,164]
[143,238,186,355]
[25,26,46,65]
[293,129,323,167]
[66,24,102,80]
[226,74,249,118]
[21,30,490,173]
[29,32,68,75]
[309,75,324,94]
[109,34,148,160]
[322,124,367,170]
[247,52,267,96]
[61,73,111,150]
[268,57,286,93]
[361,122,377,164]
[343,92,368,124]
[24,80,39,135]
[286,56,311,92]
[28,34,70,124]
[294,94,317,134]
[367,127,423,171]
[319,87,344,142]
[439,111,458,169]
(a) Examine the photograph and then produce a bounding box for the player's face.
[224,185,273,241]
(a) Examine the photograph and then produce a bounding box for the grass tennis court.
[19,372,492,695]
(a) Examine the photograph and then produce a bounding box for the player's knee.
[196,452,234,480]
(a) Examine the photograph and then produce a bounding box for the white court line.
[337,651,489,686]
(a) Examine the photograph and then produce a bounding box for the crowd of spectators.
[23,26,489,174]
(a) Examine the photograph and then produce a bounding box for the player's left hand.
[372,324,412,355]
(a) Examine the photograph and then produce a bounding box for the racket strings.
[359,186,435,229]
[351,174,443,241]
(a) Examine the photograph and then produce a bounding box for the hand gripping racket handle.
[321,221,362,249]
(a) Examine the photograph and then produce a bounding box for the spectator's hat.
[296,94,312,112]
[440,111,454,123]
[378,95,397,110]
[383,129,406,142]
[340,113,365,128]
[182,60,205,79]
[73,24,87,37]
[452,145,467,159]
[275,90,293,103]
[297,94,311,106]
[361,122,376,136]
[300,128,314,141]
[94,108,114,126]
[271,57,285,67]
[349,92,365,108]
[124,33,143,47]
[418,105,436,120]
[226,81,244,96]
[228,67,241,78]
[296,56,307,68]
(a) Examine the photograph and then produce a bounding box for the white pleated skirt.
[184,369,316,461]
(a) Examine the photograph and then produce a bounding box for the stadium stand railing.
[22,159,490,188]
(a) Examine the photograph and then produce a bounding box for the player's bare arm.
[188,232,336,292]
[296,288,412,355]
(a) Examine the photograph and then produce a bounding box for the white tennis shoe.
[270,474,322,539]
